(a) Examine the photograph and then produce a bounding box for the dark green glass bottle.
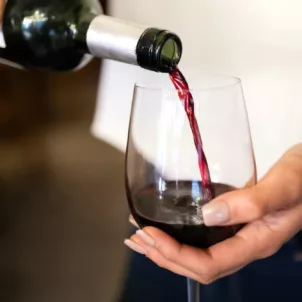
[0,0,182,72]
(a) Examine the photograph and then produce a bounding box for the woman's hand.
[124,144,302,284]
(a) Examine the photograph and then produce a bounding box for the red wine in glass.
[127,181,241,249]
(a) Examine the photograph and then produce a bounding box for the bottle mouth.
[155,32,182,73]
[136,28,183,73]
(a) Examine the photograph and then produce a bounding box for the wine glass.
[125,71,256,302]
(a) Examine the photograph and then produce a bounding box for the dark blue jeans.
[119,230,302,302]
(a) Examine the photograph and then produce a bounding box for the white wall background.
[91,0,302,179]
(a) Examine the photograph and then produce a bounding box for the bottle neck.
[85,15,182,73]
[86,15,149,65]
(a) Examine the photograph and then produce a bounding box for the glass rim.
[134,74,242,92]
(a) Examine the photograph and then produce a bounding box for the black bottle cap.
[136,28,183,73]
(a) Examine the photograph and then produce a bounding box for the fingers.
[191,203,302,275]
[134,227,229,284]
[203,145,302,226]
[126,227,244,284]
[144,226,248,282]
[125,203,302,283]
[125,230,202,282]
[212,202,302,271]
[126,219,227,282]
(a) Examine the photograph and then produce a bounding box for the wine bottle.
[0,0,182,72]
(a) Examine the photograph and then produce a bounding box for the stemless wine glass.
[125,71,256,302]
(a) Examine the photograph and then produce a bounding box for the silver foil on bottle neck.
[86,15,148,65]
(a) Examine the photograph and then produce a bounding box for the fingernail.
[124,239,146,255]
[202,201,230,226]
[136,230,156,247]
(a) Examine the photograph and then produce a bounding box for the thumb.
[202,145,302,226]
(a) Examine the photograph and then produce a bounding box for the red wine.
[128,181,241,248]
[169,67,213,201]
[0,0,182,72]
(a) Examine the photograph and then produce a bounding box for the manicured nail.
[202,201,230,226]
[136,230,156,247]
[129,215,139,228]
[124,239,146,255]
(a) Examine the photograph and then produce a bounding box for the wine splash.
[169,67,213,201]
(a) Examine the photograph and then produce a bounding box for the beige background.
[93,0,302,179]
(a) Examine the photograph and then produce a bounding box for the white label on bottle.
[0,0,7,48]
